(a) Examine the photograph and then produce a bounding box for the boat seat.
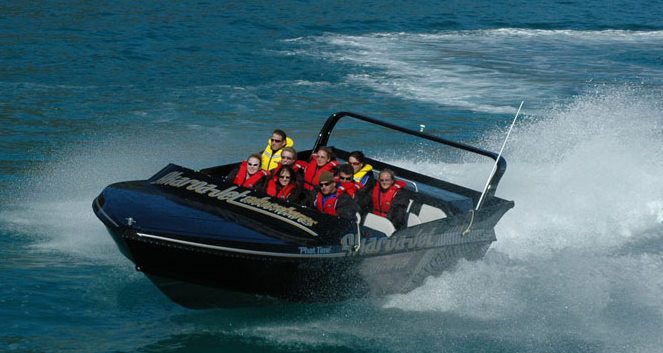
[407,213,421,227]
[401,179,418,192]
[363,213,396,237]
[418,204,447,223]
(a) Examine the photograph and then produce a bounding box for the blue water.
[2,1,663,352]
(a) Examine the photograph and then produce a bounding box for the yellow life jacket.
[261,136,294,171]
[353,163,373,184]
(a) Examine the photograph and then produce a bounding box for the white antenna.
[475,101,523,211]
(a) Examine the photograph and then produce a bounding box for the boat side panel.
[118,229,494,306]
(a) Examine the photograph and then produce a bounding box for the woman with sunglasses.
[262,165,300,202]
[227,153,269,189]
[348,150,375,189]
[359,168,409,230]
[303,146,339,190]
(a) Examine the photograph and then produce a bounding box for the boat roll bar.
[313,111,508,208]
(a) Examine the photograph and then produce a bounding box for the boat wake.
[0,130,225,264]
[287,29,663,115]
[383,86,663,352]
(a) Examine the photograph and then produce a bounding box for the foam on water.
[0,128,232,263]
[288,29,663,115]
[384,86,663,352]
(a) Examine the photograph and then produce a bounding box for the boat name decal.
[298,246,332,255]
[152,171,318,227]
[340,232,436,255]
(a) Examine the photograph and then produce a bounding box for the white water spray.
[385,87,663,352]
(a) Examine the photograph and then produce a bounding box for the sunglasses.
[270,138,283,143]
[247,163,260,167]
[279,175,291,180]
[339,176,353,181]
[319,181,333,187]
[349,161,361,166]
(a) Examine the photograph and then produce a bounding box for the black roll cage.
[313,111,507,208]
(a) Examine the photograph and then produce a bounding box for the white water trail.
[289,29,663,116]
[385,87,663,352]
[0,129,228,264]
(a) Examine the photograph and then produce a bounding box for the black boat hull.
[103,223,496,308]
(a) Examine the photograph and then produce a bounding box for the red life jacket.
[233,160,268,188]
[270,160,306,181]
[337,181,361,199]
[303,155,339,190]
[371,180,406,217]
[265,178,296,200]
[315,192,338,216]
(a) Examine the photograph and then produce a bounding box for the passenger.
[262,165,300,202]
[280,147,307,172]
[303,146,339,190]
[261,129,295,171]
[359,168,409,230]
[271,147,306,183]
[348,151,375,189]
[336,164,361,199]
[226,153,269,189]
[309,171,358,221]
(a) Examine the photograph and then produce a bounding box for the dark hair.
[278,165,296,184]
[273,129,287,141]
[317,146,335,160]
[339,164,354,176]
[349,151,366,164]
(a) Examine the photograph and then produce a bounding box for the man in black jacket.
[308,171,358,222]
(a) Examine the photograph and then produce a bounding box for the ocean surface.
[2,1,663,352]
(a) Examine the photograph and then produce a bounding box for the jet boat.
[92,111,514,308]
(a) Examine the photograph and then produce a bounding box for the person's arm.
[388,189,410,229]
[357,186,372,216]
[336,194,359,221]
